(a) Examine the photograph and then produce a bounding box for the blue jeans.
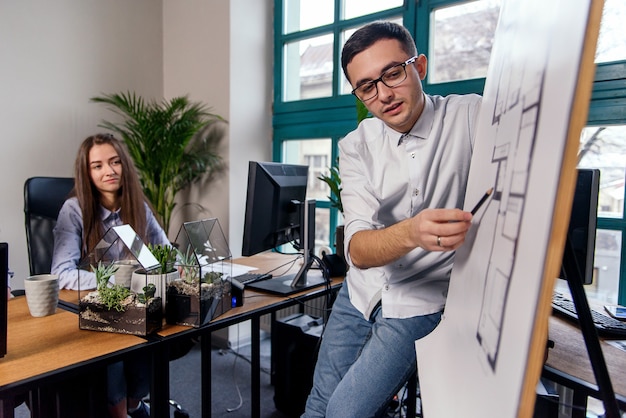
[302,284,442,418]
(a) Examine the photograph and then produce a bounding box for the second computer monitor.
[242,161,310,257]
[560,168,600,285]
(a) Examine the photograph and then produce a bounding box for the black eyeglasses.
[351,56,417,102]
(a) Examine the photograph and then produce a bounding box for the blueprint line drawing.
[476,36,550,370]
[413,0,603,415]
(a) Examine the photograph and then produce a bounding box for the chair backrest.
[24,177,74,276]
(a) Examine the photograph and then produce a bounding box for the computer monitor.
[559,168,600,285]
[241,161,326,296]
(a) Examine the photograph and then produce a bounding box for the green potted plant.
[79,262,162,335]
[90,91,227,235]
[317,159,343,214]
[318,158,345,261]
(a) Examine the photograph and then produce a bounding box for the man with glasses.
[303,21,481,417]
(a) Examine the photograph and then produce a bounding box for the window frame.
[273,0,491,249]
[273,1,626,305]
[588,60,626,305]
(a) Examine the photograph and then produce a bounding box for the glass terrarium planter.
[78,224,163,336]
[169,218,233,327]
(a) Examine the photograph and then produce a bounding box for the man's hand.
[409,208,472,251]
[350,208,473,269]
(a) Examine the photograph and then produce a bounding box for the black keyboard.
[552,293,626,339]
[232,272,272,285]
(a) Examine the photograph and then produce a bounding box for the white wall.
[163,1,231,241]
[0,0,163,289]
[163,0,273,348]
[1,0,273,290]
[228,0,274,258]
[162,0,274,255]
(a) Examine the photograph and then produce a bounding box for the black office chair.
[24,176,191,417]
[24,177,102,417]
[24,176,75,276]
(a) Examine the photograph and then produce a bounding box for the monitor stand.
[246,268,327,296]
[247,199,329,296]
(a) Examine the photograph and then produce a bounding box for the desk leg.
[151,342,170,418]
[0,397,16,418]
[202,334,212,418]
[270,311,276,385]
[572,390,588,418]
[252,315,261,418]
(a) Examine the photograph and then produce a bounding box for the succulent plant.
[92,262,130,312]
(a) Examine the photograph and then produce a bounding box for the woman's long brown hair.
[72,133,153,256]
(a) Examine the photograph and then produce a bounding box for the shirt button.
[384,284,390,291]
[410,152,415,159]
[413,188,420,196]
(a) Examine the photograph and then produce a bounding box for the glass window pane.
[284,34,334,101]
[315,207,331,252]
[554,229,621,305]
[339,26,358,95]
[284,0,334,34]
[342,0,403,20]
[578,125,626,219]
[595,0,626,64]
[282,139,333,251]
[591,229,621,304]
[429,0,501,83]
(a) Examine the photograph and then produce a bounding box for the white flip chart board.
[415,0,604,416]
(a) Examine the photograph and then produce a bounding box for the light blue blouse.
[51,197,170,290]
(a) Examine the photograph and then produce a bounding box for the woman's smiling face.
[88,143,123,197]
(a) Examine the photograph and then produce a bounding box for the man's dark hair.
[341,21,418,84]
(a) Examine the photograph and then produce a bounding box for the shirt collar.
[99,205,120,222]
[386,94,434,146]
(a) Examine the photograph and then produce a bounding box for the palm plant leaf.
[91,91,226,234]
[318,159,343,213]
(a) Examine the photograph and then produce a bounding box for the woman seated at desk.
[51,133,169,418]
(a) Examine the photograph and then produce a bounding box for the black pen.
[470,187,493,215]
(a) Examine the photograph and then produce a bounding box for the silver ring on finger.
[437,236,442,247]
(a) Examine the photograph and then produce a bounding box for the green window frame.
[273,0,494,249]
[273,1,626,305]
[588,61,626,305]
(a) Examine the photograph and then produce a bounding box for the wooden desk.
[0,297,148,418]
[8,252,341,418]
[544,315,626,416]
[153,252,343,418]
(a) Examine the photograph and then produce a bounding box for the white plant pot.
[113,260,139,288]
[130,269,179,305]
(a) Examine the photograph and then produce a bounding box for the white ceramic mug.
[24,274,59,317]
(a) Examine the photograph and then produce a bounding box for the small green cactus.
[92,262,130,312]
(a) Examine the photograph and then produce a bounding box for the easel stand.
[562,239,621,417]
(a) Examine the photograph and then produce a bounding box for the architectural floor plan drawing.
[476,32,549,370]
[414,0,603,416]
